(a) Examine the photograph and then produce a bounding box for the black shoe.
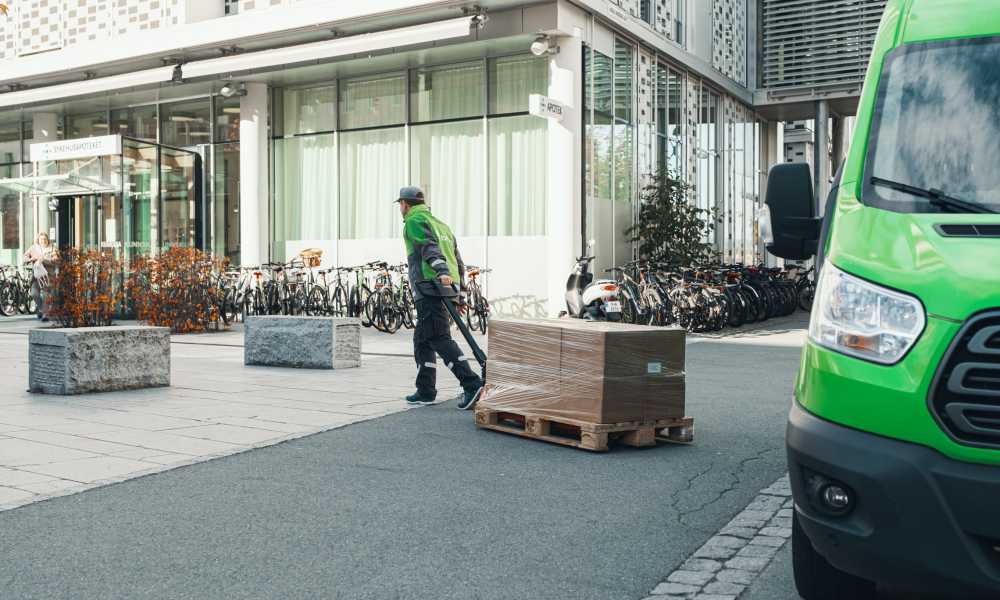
[405,392,436,406]
[458,386,483,411]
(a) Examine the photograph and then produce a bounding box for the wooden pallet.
[474,407,694,452]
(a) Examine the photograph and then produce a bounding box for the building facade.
[0,0,882,316]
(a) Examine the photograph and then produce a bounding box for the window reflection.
[869,39,1000,211]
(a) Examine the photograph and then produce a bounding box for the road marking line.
[644,474,793,599]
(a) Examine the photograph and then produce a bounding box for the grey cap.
[396,186,425,204]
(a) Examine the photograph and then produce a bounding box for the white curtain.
[490,56,548,114]
[283,85,336,135]
[411,63,484,122]
[273,134,337,260]
[489,115,547,236]
[339,128,406,239]
[410,121,484,237]
[340,75,406,130]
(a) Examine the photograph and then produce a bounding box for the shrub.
[625,173,719,267]
[127,247,228,334]
[46,249,123,328]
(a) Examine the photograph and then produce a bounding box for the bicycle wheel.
[0,283,16,316]
[399,287,415,329]
[798,285,815,312]
[21,285,37,315]
[287,286,306,316]
[305,285,327,316]
[327,285,348,317]
[380,289,401,334]
[360,286,374,327]
[475,298,489,334]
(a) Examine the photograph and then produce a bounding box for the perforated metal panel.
[17,0,63,56]
[712,0,747,86]
[64,0,113,47]
[112,0,168,36]
[761,0,887,91]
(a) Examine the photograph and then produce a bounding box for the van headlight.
[809,265,925,365]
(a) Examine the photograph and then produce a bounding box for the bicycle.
[464,266,491,334]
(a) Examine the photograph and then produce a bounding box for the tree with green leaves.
[625,173,718,267]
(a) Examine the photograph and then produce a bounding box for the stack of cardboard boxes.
[481,318,686,425]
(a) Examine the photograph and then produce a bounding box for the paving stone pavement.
[643,474,794,600]
[0,325,469,512]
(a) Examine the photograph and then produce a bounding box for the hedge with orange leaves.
[46,249,123,328]
[126,247,228,334]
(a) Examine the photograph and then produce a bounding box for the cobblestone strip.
[643,474,793,600]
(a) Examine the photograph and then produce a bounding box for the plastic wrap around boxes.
[480,318,686,424]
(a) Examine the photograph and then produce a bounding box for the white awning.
[181,16,474,80]
[0,67,177,110]
[0,174,117,196]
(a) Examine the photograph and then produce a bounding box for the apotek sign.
[30,135,122,163]
[529,94,565,122]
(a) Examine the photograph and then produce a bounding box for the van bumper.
[787,402,1000,598]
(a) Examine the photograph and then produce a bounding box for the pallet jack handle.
[442,290,487,381]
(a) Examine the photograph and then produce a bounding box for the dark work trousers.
[414,296,482,398]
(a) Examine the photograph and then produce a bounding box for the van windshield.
[866,38,1000,213]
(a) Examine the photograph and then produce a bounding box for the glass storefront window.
[411,62,484,122]
[489,115,547,236]
[489,55,548,115]
[667,69,685,178]
[215,96,241,143]
[161,99,211,147]
[339,127,405,239]
[212,143,240,264]
[273,134,336,261]
[339,74,405,130]
[66,112,110,139]
[1,163,20,252]
[0,120,21,163]
[410,120,485,236]
[111,105,158,141]
[281,85,336,136]
[697,87,719,247]
[590,51,614,116]
[614,40,634,124]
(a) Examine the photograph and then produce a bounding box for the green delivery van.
[762,0,1000,598]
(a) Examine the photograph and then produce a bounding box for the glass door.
[122,140,157,262]
[55,195,103,251]
[160,146,201,250]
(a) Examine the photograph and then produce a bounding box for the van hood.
[827,198,1000,322]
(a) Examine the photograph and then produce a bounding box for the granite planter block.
[244,316,362,369]
[29,326,171,395]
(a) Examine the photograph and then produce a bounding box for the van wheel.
[793,512,878,600]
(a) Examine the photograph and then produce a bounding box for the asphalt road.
[0,323,806,600]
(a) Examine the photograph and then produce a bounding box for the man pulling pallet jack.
[396,186,487,410]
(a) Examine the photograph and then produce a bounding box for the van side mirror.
[763,163,821,261]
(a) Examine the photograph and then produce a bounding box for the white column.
[240,82,269,267]
[813,100,830,211]
[545,33,584,317]
[31,112,59,240]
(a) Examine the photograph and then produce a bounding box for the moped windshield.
[864,37,1000,213]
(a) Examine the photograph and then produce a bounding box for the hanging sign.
[30,135,122,163]
[529,94,565,122]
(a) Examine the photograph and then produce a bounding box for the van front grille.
[929,311,1000,448]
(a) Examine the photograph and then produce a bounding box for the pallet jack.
[441,286,487,381]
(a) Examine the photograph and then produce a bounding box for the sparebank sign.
[30,135,122,163]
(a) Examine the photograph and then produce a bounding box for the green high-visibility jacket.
[403,204,466,300]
